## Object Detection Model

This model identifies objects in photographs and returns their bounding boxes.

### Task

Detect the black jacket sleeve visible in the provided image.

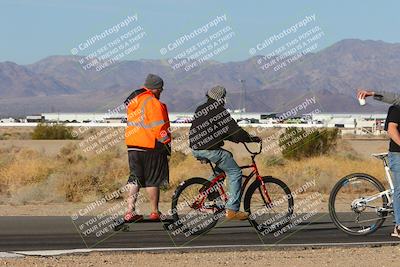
[224,112,253,143]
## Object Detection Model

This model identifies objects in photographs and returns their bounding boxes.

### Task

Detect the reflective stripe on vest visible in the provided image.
[126,96,166,128]
[157,135,169,143]
[127,120,165,128]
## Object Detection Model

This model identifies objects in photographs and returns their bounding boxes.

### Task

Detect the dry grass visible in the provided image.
[0,144,129,204]
[256,154,383,193]
[0,147,59,199]
[0,128,388,204]
[54,143,130,202]
[0,127,32,140]
[254,138,385,193]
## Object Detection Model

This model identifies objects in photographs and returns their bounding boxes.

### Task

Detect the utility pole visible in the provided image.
[239,79,246,118]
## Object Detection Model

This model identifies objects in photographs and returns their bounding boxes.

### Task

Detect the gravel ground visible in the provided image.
[1,246,399,266]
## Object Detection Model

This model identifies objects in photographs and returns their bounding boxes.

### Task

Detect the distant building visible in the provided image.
[26,115,44,122]
[104,117,125,123]
[41,113,105,123]
[0,118,15,123]
[9,112,386,135]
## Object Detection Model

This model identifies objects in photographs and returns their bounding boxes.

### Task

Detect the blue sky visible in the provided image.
[1,0,399,64]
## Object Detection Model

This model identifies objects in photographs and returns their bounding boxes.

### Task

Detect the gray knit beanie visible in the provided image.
[207,85,226,100]
[144,74,164,90]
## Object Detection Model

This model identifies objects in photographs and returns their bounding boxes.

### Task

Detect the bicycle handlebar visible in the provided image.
[243,141,262,156]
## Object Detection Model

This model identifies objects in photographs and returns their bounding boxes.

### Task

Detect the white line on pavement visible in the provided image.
[4,241,400,257]
[0,252,24,258]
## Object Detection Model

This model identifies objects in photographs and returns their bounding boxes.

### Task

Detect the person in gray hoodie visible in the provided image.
[358,89,400,238]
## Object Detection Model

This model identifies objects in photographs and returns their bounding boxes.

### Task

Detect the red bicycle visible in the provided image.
[170,142,293,235]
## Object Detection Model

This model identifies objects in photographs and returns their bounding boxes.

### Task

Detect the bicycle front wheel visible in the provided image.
[329,173,388,236]
[244,176,294,233]
[171,177,224,236]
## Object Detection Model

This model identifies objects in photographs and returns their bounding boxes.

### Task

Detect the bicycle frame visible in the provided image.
[383,156,395,191]
[353,154,394,211]
[198,142,272,208]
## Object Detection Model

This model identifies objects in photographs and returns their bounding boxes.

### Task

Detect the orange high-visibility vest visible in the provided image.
[125,87,171,149]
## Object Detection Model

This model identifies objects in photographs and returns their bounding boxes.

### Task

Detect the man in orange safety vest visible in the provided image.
[124,74,171,222]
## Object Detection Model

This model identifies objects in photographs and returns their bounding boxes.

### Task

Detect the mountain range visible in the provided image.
[1,39,400,116]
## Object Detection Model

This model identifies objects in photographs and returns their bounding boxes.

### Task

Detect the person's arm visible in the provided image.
[223,113,259,143]
[225,125,253,143]
[387,122,400,146]
[358,89,400,105]
[145,99,171,147]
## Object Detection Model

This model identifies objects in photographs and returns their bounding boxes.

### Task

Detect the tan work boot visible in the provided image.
[226,209,249,220]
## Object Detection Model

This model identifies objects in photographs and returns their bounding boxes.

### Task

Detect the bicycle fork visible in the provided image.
[257,178,273,207]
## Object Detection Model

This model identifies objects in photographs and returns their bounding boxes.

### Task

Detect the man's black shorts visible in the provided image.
[127,150,169,187]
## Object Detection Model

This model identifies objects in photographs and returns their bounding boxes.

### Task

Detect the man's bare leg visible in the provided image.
[146,187,160,213]
[126,183,140,213]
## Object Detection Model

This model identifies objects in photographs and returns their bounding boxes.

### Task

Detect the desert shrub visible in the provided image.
[11,174,65,204]
[0,148,59,195]
[57,143,86,164]
[31,123,77,140]
[60,166,126,202]
[59,148,127,202]
[0,132,11,140]
[279,128,339,160]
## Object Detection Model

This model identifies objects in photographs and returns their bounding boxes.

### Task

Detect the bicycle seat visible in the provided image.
[371,152,388,160]
[196,157,211,164]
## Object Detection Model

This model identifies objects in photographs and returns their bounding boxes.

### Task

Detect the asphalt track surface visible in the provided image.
[1,213,400,253]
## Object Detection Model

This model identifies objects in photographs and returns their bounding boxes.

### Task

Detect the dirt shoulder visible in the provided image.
[2,246,399,267]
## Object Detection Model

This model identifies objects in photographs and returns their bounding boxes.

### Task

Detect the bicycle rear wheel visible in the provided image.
[171,177,225,236]
[329,173,388,236]
[244,176,294,234]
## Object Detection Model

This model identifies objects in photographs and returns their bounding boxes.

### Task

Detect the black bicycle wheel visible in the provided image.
[244,176,294,234]
[329,173,388,236]
[170,177,225,236]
